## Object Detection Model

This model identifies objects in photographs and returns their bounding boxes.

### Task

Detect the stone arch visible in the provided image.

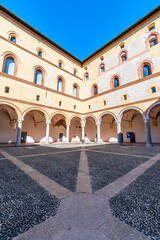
[0,102,20,143]
[50,112,68,142]
[83,114,97,125]
[83,115,97,142]
[118,106,146,144]
[22,108,48,143]
[98,111,117,124]
[22,107,49,119]
[0,101,21,118]
[146,100,160,144]
[98,111,118,143]
[50,111,68,123]
[146,101,160,120]
[118,106,145,122]
[69,115,83,142]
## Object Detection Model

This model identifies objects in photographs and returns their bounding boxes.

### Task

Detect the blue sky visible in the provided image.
[1,0,160,60]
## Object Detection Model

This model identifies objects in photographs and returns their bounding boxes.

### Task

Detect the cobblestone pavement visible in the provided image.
[0,144,160,240]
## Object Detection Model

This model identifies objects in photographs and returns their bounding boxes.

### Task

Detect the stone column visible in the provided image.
[97,123,101,143]
[82,125,85,143]
[16,117,23,146]
[117,121,122,145]
[145,119,152,147]
[45,119,51,144]
[66,123,70,143]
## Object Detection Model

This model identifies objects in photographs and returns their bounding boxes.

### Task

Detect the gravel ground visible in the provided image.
[86,151,148,193]
[86,145,160,157]
[1,146,77,157]
[19,151,81,192]
[0,153,6,158]
[0,159,60,240]
[109,159,160,240]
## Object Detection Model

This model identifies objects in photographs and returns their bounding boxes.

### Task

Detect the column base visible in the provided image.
[146,143,152,147]
[15,144,21,147]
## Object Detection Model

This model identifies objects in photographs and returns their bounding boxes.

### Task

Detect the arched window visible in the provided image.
[94,86,98,95]
[38,50,42,57]
[100,64,105,73]
[4,57,16,76]
[121,52,127,62]
[73,85,77,97]
[149,34,158,47]
[58,79,63,92]
[59,61,63,68]
[143,65,151,77]
[92,84,98,96]
[35,69,43,85]
[10,35,16,43]
[114,77,119,88]
[85,72,89,81]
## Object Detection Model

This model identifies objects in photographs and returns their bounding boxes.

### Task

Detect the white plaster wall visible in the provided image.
[69,120,82,141]
[150,116,160,143]
[22,115,46,142]
[121,114,146,143]
[100,121,117,142]
[0,111,17,143]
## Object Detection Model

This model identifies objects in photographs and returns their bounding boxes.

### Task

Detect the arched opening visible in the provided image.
[69,117,82,142]
[149,34,158,47]
[84,116,97,142]
[120,108,145,144]
[22,109,47,143]
[0,104,18,143]
[35,69,43,85]
[100,113,117,143]
[50,114,67,142]
[114,77,119,88]
[147,102,160,144]
[3,57,16,76]
[143,64,151,77]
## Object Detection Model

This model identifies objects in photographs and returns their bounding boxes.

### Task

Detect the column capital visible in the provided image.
[18,117,24,123]
[67,122,70,127]
[46,119,51,124]
[144,118,150,123]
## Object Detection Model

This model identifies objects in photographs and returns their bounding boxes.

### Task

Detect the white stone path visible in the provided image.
[1,147,159,240]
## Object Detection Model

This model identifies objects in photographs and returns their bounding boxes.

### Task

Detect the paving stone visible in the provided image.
[57,193,111,229]
[100,216,149,240]
[58,228,110,240]
[14,216,68,240]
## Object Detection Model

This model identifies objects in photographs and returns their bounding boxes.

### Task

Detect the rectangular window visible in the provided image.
[36,95,40,101]
[104,101,106,106]
[123,95,127,100]
[74,105,76,110]
[151,87,156,93]
[59,101,62,106]
[88,105,91,109]
[5,86,10,93]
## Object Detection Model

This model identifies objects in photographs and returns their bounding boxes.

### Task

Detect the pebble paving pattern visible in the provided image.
[2,146,77,157]
[87,151,148,193]
[87,145,160,157]
[0,159,60,240]
[19,151,81,192]
[109,159,160,240]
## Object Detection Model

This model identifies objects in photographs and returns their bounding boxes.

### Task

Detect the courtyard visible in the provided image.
[0,144,160,240]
